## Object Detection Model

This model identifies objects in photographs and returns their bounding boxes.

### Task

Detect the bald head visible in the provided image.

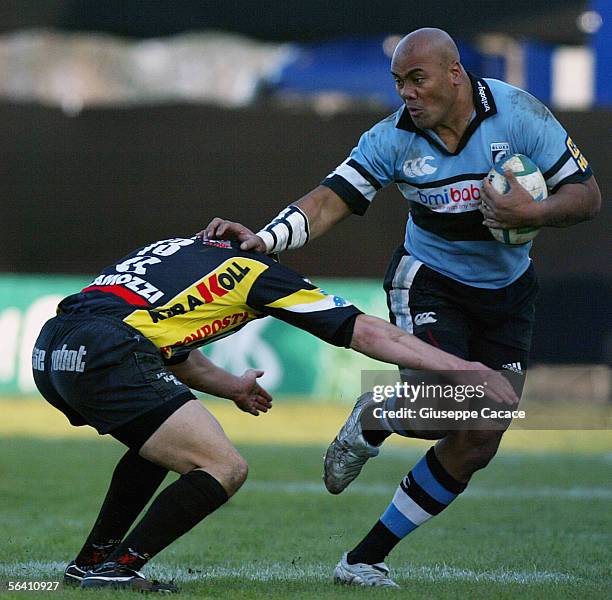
[390,28,471,132]
[393,28,460,68]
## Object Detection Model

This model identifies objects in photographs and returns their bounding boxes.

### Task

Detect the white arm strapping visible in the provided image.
[256,205,310,254]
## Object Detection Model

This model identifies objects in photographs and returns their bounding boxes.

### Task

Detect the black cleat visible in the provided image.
[80,562,179,593]
[63,561,88,586]
[65,541,119,586]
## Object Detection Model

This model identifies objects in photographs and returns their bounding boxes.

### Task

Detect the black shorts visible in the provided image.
[32,314,195,450]
[384,246,539,371]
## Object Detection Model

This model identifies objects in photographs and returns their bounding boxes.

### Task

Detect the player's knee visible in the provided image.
[210,452,249,496]
[175,443,248,495]
[462,430,503,472]
[231,454,249,489]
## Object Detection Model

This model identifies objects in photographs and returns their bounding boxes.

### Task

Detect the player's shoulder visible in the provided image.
[484,77,553,120]
[366,106,408,137]
[483,77,521,95]
[358,106,416,159]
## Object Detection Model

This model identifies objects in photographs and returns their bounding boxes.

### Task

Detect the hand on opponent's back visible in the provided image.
[196,218,267,253]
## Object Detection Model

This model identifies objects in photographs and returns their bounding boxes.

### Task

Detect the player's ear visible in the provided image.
[449,61,462,84]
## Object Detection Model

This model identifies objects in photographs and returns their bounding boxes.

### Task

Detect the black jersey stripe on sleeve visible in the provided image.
[321,174,370,216]
[543,149,571,180]
[347,159,383,190]
[550,170,593,194]
[543,149,593,192]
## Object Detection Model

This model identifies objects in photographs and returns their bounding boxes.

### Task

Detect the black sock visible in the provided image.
[75,450,167,567]
[347,521,401,565]
[360,404,392,446]
[362,429,391,446]
[106,470,228,569]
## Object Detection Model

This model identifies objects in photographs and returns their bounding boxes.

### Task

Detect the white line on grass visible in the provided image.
[0,561,579,585]
[381,446,612,462]
[244,480,612,499]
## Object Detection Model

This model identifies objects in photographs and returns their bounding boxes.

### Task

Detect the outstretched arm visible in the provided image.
[168,350,272,416]
[239,259,519,406]
[350,315,465,371]
[350,315,519,405]
[202,185,352,254]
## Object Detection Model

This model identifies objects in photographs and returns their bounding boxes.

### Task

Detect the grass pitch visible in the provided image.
[0,399,610,599]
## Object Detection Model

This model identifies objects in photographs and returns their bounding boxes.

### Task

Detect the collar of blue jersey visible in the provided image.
[395,72,498,156]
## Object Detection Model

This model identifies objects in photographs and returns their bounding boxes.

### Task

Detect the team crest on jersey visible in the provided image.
[491,142,510,163]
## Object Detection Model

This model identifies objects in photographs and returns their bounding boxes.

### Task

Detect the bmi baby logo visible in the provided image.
[491,142,510,163]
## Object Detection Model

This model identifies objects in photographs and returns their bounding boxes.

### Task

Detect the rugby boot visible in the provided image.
[80,561,179,593]
[63,561,88,586]
[324,392,380,494]
[334,552,399,588]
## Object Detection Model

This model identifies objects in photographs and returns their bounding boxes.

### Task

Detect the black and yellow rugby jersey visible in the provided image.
[58,237,362,364]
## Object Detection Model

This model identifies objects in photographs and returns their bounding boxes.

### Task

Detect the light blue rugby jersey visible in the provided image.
[322,74,592,289]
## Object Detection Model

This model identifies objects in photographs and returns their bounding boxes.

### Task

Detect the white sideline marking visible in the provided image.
[244,480,612,500]
[381,446,612,462]
[0,561,578,585]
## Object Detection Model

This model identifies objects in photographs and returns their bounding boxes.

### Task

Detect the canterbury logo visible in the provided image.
[403,156,437,177]
[414,311,437,326]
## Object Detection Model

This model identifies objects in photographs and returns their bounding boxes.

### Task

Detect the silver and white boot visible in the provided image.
[323,393,380,494]
[334,552,399,588]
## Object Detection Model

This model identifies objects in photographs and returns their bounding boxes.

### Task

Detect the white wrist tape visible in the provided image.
[256,205,310,253]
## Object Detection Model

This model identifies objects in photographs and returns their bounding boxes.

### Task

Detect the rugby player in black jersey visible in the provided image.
[32,236,516,592]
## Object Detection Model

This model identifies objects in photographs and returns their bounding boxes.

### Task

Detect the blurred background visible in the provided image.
[1,0,610,401]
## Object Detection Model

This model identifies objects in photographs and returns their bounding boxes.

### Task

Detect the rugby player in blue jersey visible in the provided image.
[204,28,600,587]
[33,236,515,592]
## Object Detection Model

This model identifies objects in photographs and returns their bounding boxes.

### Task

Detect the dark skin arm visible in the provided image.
[200,186,352,253]
[481,172,601,229]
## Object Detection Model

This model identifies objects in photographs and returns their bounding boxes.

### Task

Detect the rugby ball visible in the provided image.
[487,154,548,245]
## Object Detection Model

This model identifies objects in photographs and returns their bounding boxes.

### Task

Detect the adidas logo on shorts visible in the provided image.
[502,362,523,374]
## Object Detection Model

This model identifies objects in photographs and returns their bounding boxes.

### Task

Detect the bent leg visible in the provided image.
[343,265,534,569]
[139,399,248,495]
[103,400,245,569]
